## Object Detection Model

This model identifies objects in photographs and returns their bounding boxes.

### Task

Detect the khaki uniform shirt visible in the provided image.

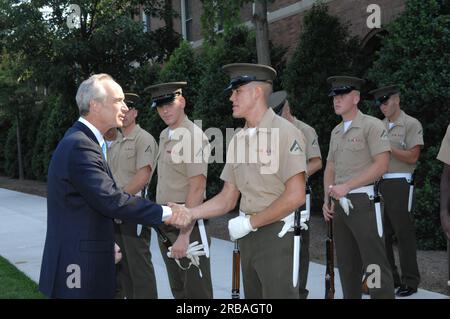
[437,124,450,165]
[156,115,209,205]
[327,110,390,185]
[383,110,424,173]
[292,117,322,162]
[221,108,307,214]
[108,125,158,192]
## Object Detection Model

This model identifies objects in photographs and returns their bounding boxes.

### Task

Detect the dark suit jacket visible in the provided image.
[39,121,163,299]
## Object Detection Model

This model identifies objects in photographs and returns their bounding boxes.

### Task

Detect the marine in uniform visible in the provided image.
[169,63,308,299]
[107,93,159,299]
[268,90,322,299]
[145,82,213,299]
[369,85,423,297]
[437,124,450,288]
[322,76,395,299]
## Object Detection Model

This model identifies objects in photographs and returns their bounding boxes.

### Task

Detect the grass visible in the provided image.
[0,255,45,299]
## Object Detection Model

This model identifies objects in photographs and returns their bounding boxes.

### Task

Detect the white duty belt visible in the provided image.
[347,185,383,238]
[383,173,415,213]
[383,173,412,182]
[349,185,375,198]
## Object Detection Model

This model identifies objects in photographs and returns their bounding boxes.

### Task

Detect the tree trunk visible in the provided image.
[253,0,271,65]
[16,113,24,180]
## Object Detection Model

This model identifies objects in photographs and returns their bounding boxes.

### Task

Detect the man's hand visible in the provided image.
[166,203,193,228]
[278,211,309,238]
[322,200,335,222]
[167,241,206,277]
[440,211,450,241]
[228,215,257,241]
[328,184,351,200]
[170,235,190,259]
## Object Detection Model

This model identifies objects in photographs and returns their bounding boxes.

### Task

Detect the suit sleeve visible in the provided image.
[67,139,163,226]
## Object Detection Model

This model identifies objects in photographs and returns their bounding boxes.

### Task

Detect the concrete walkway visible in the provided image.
[0,188,447,299]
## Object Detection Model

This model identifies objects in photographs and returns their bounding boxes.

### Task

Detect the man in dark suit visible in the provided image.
[38,73,187,299]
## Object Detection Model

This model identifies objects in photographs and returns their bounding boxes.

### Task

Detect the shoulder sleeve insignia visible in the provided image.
[290,140,303,155]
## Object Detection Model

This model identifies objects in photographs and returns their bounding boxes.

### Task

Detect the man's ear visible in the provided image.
[89,100,100,113]
[254,85,264,100]
[393,94,400,105]
[179,95,186,109]
[353,92,361,105]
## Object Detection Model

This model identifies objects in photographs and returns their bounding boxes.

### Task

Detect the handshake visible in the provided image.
[164,203,194,229]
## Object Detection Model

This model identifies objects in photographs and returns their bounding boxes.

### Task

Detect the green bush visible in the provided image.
[368,0,450,249]
[30,96,56,181]
[3,121,17,177]
[41,95,78,180]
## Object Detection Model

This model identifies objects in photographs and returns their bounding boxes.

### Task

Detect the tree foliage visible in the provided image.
[0,0,180,179]
[368,0,450,249]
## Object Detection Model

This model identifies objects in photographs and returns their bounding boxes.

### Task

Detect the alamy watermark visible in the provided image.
[66,4,81,30]
[66,264,81,289]
[166,120,289,174]
[366,264,381,289]
[367,4,382,29]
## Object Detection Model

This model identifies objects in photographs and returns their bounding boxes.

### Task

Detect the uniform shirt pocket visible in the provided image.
[344,141,365,152]
[124,146,136,159]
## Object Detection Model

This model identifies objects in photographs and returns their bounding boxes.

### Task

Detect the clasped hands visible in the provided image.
[164,202,194,229]
[323,184,353,221]
[165,203,258,242]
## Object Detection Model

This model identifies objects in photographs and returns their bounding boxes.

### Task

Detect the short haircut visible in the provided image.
[76,73,114,116]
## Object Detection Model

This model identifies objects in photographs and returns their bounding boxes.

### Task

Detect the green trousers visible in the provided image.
[240,221,299,299]
[333,193,395,299]
[115,222,158,299]
[380,178,420,289]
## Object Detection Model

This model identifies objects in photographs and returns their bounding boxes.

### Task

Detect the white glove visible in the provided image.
[114,243,122,264]
[339,197,354,215]
[277,212,309,238]
[228,215,257,241]
[167,241,206,277]
[136,224,142,236]
[301,209,310,222]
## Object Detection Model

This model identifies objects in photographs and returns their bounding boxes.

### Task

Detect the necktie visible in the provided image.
[101,142,107,161]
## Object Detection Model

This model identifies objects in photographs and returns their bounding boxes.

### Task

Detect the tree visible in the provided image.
[253,0,271,65]
[368,0,450,249]
[282,2,361,208]
[0,52,40,179]
[201,0,272,64]
[0,0,181,180]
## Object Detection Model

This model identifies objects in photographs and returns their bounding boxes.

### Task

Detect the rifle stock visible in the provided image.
[154,226,172,250]
[232,240,240,299]
[325,207,335,299]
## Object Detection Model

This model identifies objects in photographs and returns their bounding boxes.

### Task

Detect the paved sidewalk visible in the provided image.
[0,188,447,299]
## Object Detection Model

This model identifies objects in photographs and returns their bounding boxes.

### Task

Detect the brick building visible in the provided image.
[139,0,406,61]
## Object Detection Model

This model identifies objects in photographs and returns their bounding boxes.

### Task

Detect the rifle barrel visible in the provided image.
[232,240,240,299]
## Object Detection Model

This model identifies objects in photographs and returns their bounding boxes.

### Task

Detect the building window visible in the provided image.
[181,0,193,41]
[142,10,151,33]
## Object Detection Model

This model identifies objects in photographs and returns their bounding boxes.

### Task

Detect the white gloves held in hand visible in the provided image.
[228,215,257,241]
[277,211,309,238]
[166,241,206,277]
[339,197,354,215]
